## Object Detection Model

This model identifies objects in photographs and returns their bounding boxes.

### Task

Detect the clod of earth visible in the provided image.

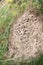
[6,10,43,62]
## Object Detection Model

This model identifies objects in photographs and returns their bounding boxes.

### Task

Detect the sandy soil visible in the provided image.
[7,10,43,61]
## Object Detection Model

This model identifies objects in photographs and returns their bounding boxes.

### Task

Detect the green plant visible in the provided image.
[0,0,29,60]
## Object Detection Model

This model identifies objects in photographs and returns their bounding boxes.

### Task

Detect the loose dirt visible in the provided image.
[7,10,43,61]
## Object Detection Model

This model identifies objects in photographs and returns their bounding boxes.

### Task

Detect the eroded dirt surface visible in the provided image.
[7,10,43,61]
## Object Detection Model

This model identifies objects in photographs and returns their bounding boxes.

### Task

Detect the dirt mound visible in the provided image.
[7,10,43,61]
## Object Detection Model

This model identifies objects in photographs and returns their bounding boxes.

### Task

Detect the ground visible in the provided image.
[0,0,43,65]
[6,10,43,62]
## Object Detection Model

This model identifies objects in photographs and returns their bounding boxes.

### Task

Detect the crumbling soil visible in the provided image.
[7,10,43,61]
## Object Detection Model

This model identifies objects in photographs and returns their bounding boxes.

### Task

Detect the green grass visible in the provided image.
[0,0,29,60]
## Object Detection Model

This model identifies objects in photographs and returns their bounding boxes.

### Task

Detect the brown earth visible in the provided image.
[6,10,43,62]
